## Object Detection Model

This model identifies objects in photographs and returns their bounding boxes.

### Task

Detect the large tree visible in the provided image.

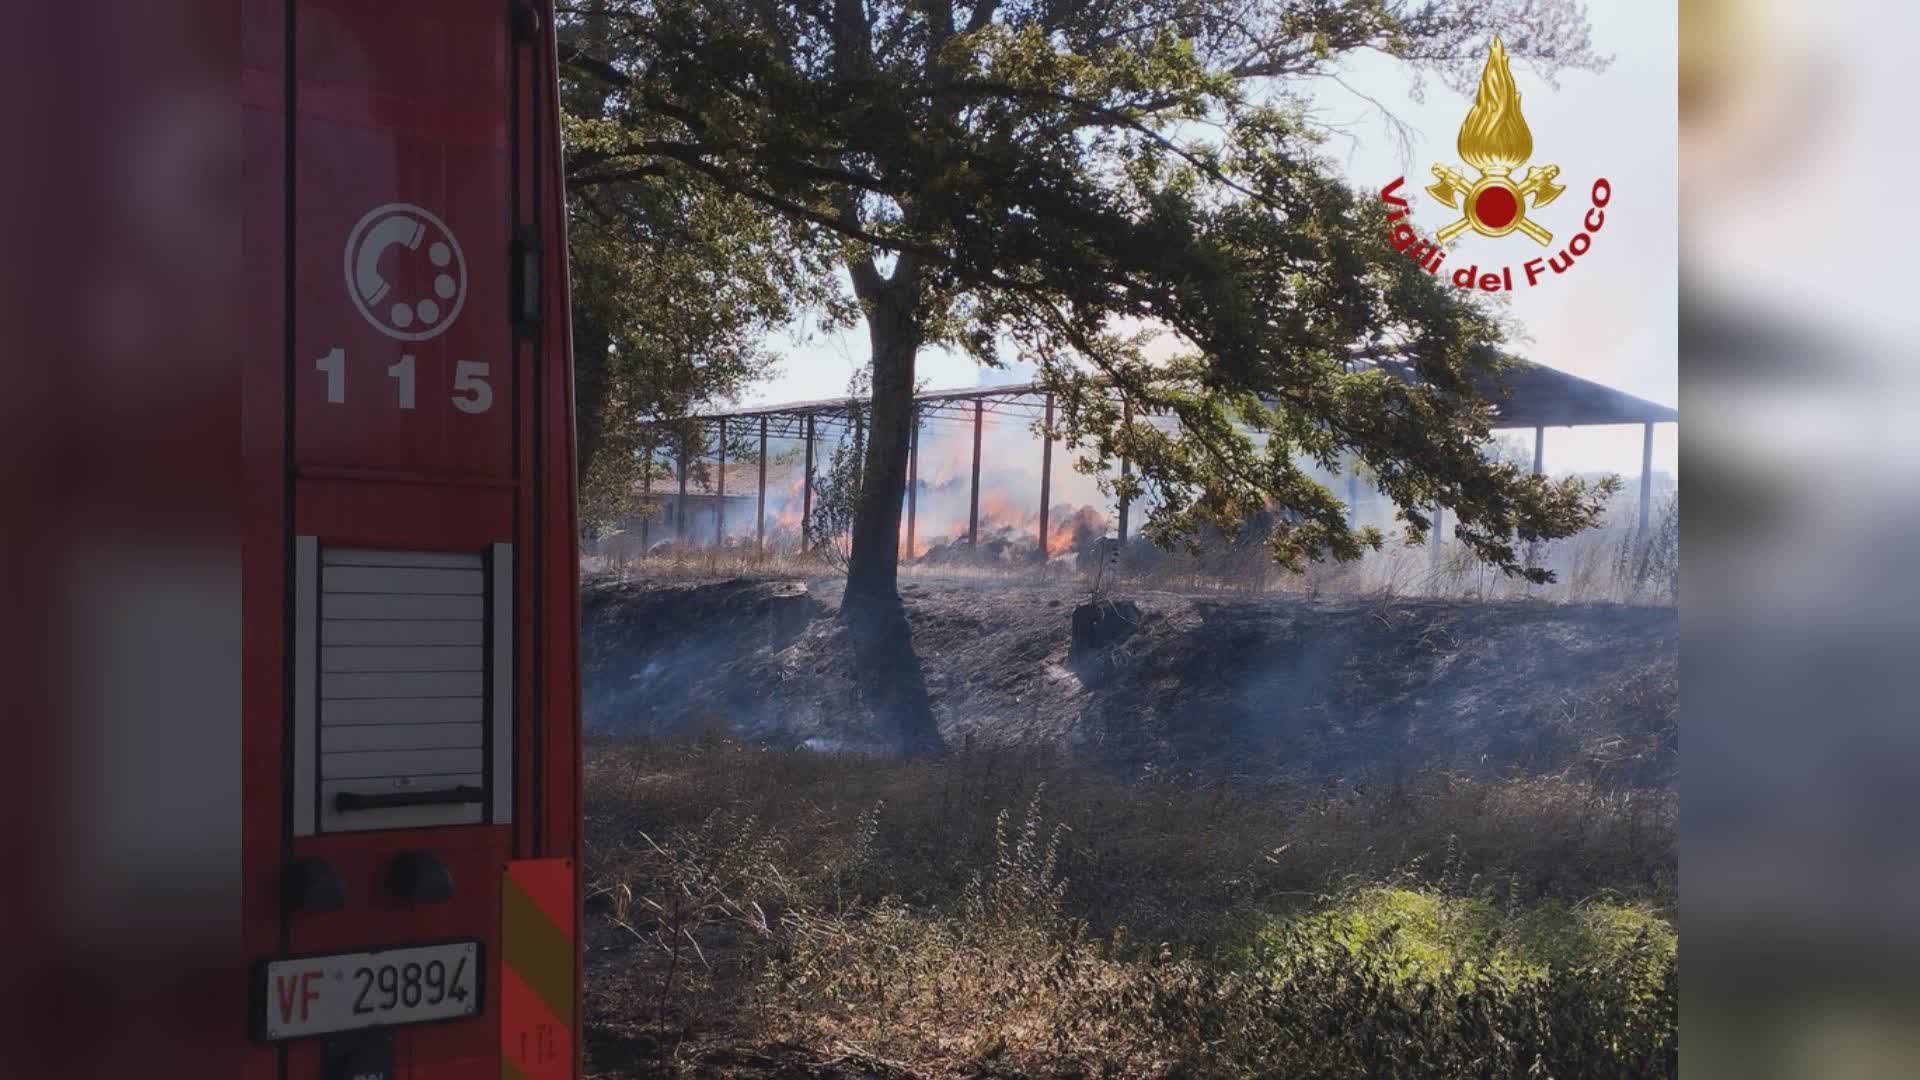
[557,0,1614,671]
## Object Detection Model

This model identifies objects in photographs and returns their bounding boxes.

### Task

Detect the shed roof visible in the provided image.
[1468,359,1678,428]
[690,358,1675,434]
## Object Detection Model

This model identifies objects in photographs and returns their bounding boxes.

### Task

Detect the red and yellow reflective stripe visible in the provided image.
[501,859,574,1080]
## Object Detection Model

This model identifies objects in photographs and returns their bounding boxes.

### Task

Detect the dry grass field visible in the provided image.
[582,735,1675,1077]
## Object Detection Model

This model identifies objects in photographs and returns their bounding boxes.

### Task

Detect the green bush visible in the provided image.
[1263,886,1675,988]
[1209,888,1679,1077]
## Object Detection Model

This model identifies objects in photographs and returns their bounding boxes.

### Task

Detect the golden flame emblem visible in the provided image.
[1426,38,1565,245]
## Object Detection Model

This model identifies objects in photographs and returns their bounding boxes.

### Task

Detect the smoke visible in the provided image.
[899,410,1117,564]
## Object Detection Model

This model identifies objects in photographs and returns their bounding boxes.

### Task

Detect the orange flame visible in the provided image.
[1457,37,1533,174]
[897,518,931,557]
[927,497,1108,558]
[770,475,806,533]
[1047,506,1108,556]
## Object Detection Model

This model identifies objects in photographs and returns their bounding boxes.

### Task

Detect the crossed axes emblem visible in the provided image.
[1425,163,1566,246]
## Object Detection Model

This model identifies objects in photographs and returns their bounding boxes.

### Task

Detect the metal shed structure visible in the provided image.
[645,358,1677,559]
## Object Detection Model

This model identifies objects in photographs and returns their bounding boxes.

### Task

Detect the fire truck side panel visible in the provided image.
[243,2,577,1078]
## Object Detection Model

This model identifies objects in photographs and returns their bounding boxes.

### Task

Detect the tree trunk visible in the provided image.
[842,294,919,623]
[838,287,942,757]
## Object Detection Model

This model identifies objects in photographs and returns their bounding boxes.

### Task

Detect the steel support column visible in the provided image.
[756,417,768,554]
[1639,421,1655,532]
[907,410,919,559]
[1533,425,1545,476]
[675,440,689,547]
[1117,401,1132,545]
[968,399,983,546]
[801,413,815,552]
[714,419,726,548]
[1037,393,1054,561]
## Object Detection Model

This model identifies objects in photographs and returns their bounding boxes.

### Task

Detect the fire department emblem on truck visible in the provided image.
[344,202,468,341]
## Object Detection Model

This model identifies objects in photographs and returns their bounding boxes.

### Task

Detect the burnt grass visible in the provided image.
[582,573,1677,787]
[581,572,1678,1077]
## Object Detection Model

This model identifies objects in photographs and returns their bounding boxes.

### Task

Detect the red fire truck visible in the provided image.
[241,3,579,1078]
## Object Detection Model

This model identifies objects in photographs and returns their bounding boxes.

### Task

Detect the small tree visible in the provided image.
[805,415,868,572]
[804,370,874,570]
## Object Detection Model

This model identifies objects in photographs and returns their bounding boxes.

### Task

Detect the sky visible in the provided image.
[738,6,1678,479]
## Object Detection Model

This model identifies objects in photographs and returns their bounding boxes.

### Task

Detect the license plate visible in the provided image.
[258,941,482,1041]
